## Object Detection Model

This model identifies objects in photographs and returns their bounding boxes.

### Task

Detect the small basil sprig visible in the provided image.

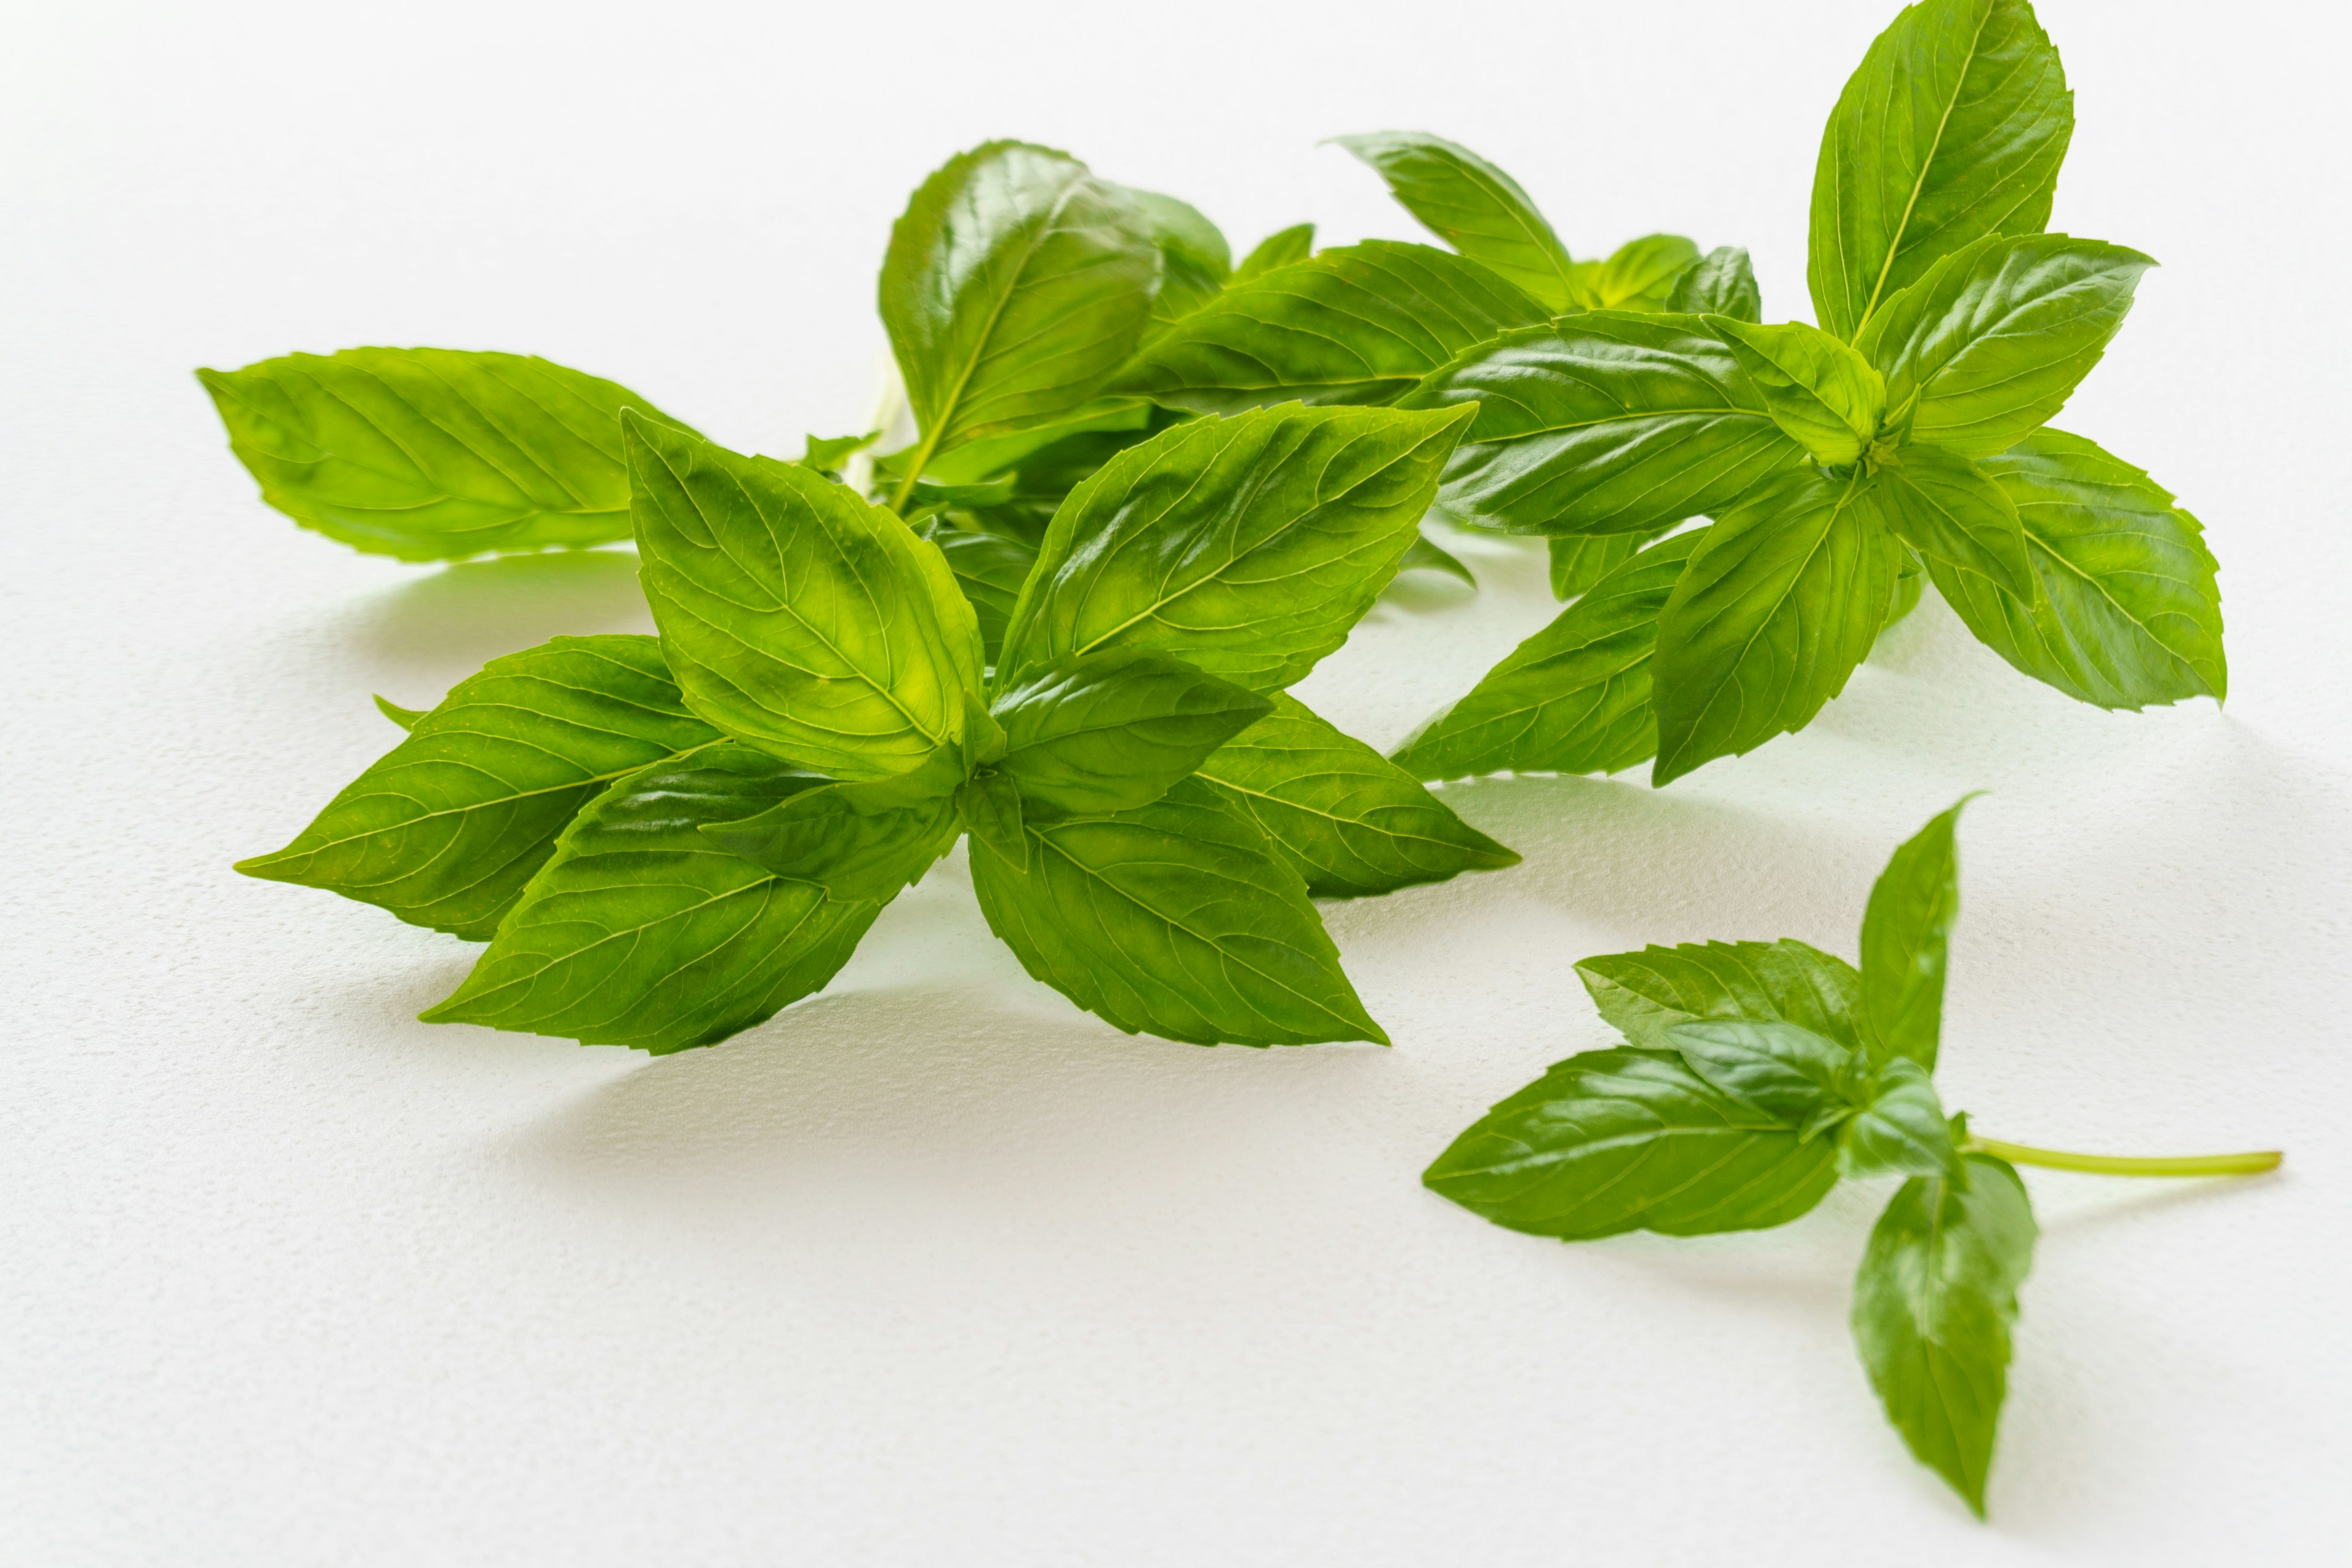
[1424,799,2280,1517]
[1391,0,2223,788]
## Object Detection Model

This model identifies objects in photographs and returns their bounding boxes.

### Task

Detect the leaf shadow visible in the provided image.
[346,546,654,684]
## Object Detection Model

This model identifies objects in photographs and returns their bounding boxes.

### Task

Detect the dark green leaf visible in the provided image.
[1852,1153,2037,1516]
[991,649,1271,816]
[373,694,426,729]
[1546,530,1657,601]
[1859,794,1972,1069]
[1705,317,1886,467]
[968,777,1384,1046]
[957,768,1029,872]
[238,636,722,940]
[997,402,1476,693]
[1123,186,1232,337]
[1231,222,1316,285]
[1870,443,2034,599]
[932,528,1038,668]
[197,349,694,561]
[1331,130,1577,312]
[1590,234,1702,311]
[1112,241,1549,415]
[1576,938,1864,1055]
[1398,533,1476,586]
[1808,0,2073,342]
[1667,246,1762,322]
[1666,1018,1855,1125]
[1840,1059,1958,1178]
[699,778,960,902]
[1196,692,1518,899]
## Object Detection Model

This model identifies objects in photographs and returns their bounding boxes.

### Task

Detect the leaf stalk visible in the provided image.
[1964,1136,2280,1179]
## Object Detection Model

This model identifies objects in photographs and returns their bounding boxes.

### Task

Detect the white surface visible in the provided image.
[5,1,2348,1562]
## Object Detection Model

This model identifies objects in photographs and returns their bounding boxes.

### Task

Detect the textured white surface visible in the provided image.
[5,1,2347,1562]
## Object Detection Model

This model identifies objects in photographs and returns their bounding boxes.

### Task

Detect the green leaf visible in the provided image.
[420,744,886,1053]
[798,431,880,474]
[1591,234,1702,311]
[1856,233,2153,458]
[1398,532,1476,586]
[624,413,984,781]
[237,635,722,941]
[931,527,1039,668]
[1852,1153,2037,1516]
[1112,241,1549,415]
[1935,429,2225,708]
[1400,313,1805,537]
[997,402,1476,693]
[1123,186,1232,337]
[1667,246,1762,322]
[881,141,1162,477]
[1885,545,1926,628]
[1666,1018,1856,1125]
[698,778,960,902]
[1231,222,1315,285]
[991,649,1272,816]
[1390,530,1701,781]
[1859,794,1972,1070]
[1575,938,1865,1055]
[1546,530,1656,601]
[957,767,1030,872]
[1651,468,1899,783]
[1705,317,1887,467]
[372,694,426,729]
[1422,1047,1841,1240]
[968,777,1384,1046]
[1330,131,1577,312]
[1840,1059,1958,1178]
[1807,0,2073,342]
[1195,692,1518,899]
[1870,443,2035,599]
[907,398,1153,489]
[196,349,694,562]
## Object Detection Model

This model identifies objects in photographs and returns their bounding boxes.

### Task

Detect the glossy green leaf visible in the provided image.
[1196,692,1518,899]
[1870,443,2034,599]
[1856,233,2153,458]
[1546,530,1656,601]
[931,527,1038,668]
[997,402,1476,692]
[1112,241,1549,415]
[197,348,693,561]
[1398,533,1476,586]
[238,636,722,940]
[420,744,885,1053]
[372,694,426,730]
[1860,795,1972,1069]
[881,141,1161,477]
[625,413,983,781]
[1577,938,1865,1055]
[1400,313,1805,537]
[968,777,1383,1046]
[1667,246,1762,322]
[1936,429,2225,708]
[1423,1047,1841,1240]
[1123,186,1232,337]
[1231,222,1316,285]
[1852,1153,2037,1516]
[991,649,1271,816]
[1391,530,1700,781]
[957,768,1029,872]
[1331,131,1577,312]
[1667,1018,1856,1126]
[699,778,960,902]
[1808,0,2073,342]
[1591,234,1702,311]
[1840,1059,1958,1178]
[1705,317,1886,466]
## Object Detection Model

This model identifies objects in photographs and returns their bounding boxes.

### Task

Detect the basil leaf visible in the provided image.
[699,779,960,902]
[1423,1047,1840,1239]
[1112,241,1548,415]
[1840,1059,1958,1178]
[957,769,1030,872]
[798,431,880,475]
[990,649,1272,816]
[1852,1153,2037,1517]
[1546,530,1659,601]
[967,777,1384,1046]
[1935,429,2225,708]
[997,402,1474,692]
[1330,131,1577,312]
[1575,938,1864,1055]
[1667,246,1762,322]
[625,414,984,781]
[1196,692,1518,899]
[1666,1018,1856,1125]
[1856,233,2152,458]
[1123,186,1232,337]
[1872,445,2035,606]
[1808,0,2073,342]
[881,141,1161,476]
[1231,222,1315,285]
[1400,314,1805,537]
[372,694,426,729]
[1390,530,1701,782]
[1653,467,1900,783]
[1859,795,1972,1070]
[932,527,1039,668]
[910,398,1153,490]
[197,348,692,561]
[1705,317,1887,466]
[1398,533,1476,586]
[237,635,722,940]
[1591,234,1702,311]
[1886,545,1926,629]
[420,745,884,1053]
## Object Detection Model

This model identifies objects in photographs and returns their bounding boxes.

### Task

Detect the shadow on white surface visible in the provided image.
[345,546,654,682]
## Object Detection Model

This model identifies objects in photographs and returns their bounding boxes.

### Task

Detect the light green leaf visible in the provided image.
[1398,533,1476,586]
[699,778,960,902]
[1546,529,1659,601]
[197,348,693,561]
[1423,1047,1841,1240]
[1123,186,1232,337]
[1857,233,2153,458]
[1576,938,1865,1056]
[1706,317,1887,466]
[798,431,880,474]
[1653,467,1900,783]
[238,636,722,941]
[1196,692,1518,899]
[968,777,1384,1046]
[908,398,1154,489]
[1852,1153,2037,1517]
[957,768,1029,872]
[1112,241,1549,415]
[1936,429,2225,708]
[1231,222,1316,285]
[1391,530,1700,781]
[1331,130,1577,312]
[372,694,426,729]
[1860,794,1973,1070]
[1885,546,1926,629]
[1591,234,1702,311]
[1841,1059,1958,1178]
[625,413,983,781]
[997,402,1476,692]
[1808,0,2073,342]
[931,527,1039,668]
[1400,313,1805,537]
[420,744,885,1054]
[1871,443,2034,599]
[991,649,1271,816]
[1667,1018,1856,1125]
[1668,246,1762,322]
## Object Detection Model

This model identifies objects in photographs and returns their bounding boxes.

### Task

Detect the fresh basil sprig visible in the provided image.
[1391,0,2224,788]
[1424,799,2280,1516]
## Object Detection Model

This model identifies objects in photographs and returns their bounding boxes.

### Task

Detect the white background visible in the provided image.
[5,1,2346,1562]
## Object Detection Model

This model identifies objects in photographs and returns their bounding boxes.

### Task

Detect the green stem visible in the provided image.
[888,423,944,515]
[1963,1136,2282,1179]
